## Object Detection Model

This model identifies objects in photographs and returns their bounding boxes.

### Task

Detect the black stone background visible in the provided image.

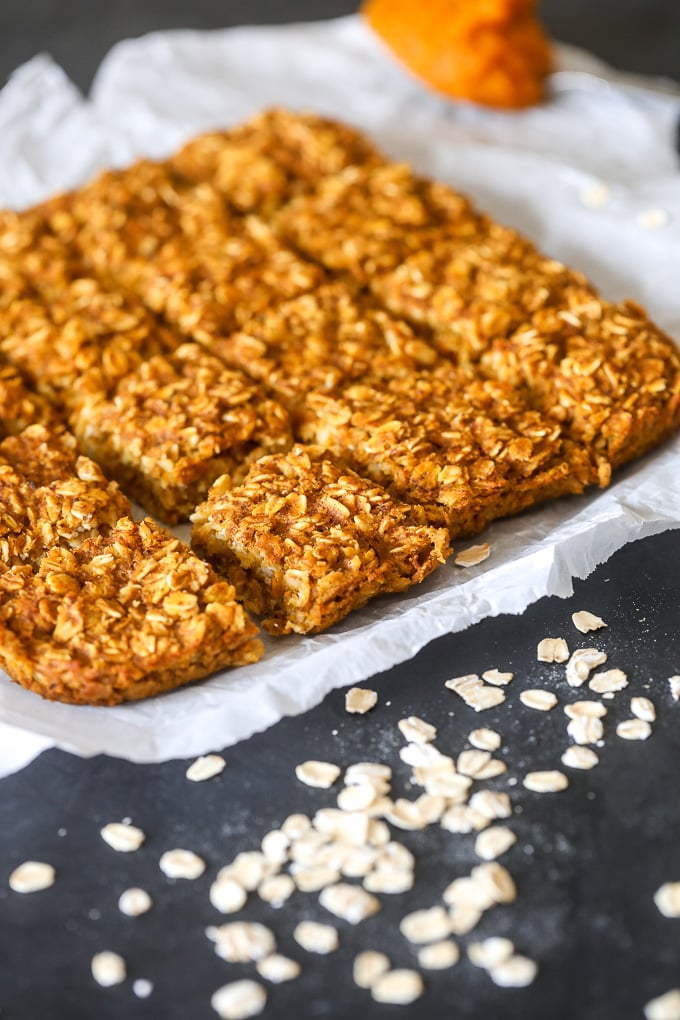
[1,3,680,1019]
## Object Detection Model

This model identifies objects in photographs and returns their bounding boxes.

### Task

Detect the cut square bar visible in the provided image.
[0,424,130,568]
[297,374,590,536]
[73,343,293,523]
[169,108,383,216]
[0,517,263,705]
[191,444,451,635]
[212,282,440,414]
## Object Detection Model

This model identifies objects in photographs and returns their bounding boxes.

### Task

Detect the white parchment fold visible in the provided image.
[0,18,678,775]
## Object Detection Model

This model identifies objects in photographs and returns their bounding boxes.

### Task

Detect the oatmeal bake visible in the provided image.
[0,108,678,704]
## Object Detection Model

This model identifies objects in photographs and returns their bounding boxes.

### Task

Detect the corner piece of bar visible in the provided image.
[0,517,263,705]
[191,444,451,636]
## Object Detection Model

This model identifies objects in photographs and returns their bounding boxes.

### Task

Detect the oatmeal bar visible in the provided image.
[0,205,84,308]
[47,160,236,289]
[0,278,178,416]
[369,225,597,364]
[297,374,589,536]
[0,425,130,568]
[191,444,450,635]
[478,297,680,483]
[73,343,293,523]
[0,363,62,437]
[211,282,440,414]
[136,218,325,344]
[170,108,383,216]
[0,517,263,705]
[275,161,482,279]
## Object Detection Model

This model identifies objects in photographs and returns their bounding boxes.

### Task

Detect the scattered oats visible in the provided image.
[416,771,471,801]
[320,883,380,924]
[579,182,611,209]
[258,874,295,908]
[561,746,599,770]
[520,689,558,711]
[364,869,414,894]
[314,808,370,845]
[367,819,391,846]
[441,804,490,834]
[281,814,311,839]
[224,852,271,890]
[482,669,514,686]
[454,543,491,567]
[400,905,451,944]
[345,762,392,788]
[468,937,515,970]
[589,669,628,694]
[337,784,377,812]
[186,754,226,782]
[474,758,508,780]
[469,790,512,820]
[385,797,436,830]
[564,700,607,719]
[295,760,341,789]
[637,208,670,230]
[471,862,517,904]
[523,770,569,793]
[353,951,391,989]
[443,877,495,912]
[572,611,607,634]
[160,849,206,880]
[100,822,145,853]
[118,887,152,917]
[210,980,266,1020]
[616,719,652,741]
[260,830,289,864]
[469,728,502,751]
[566,648,607,687]
[400,741,452,769]
[654,882,680,918]
[9,861,55,894]
[397,716,437,743]
[293,921,339,954]
[567,716,604,745]
[289,831,326,863]
[345,687,378,714]
[207,923,276,963]
[133,979,153,998]
[256,954,301,984]
[376,841,415,872]
[631,696,656,723]
[457,749,492,777]
[537,637,570,663]
[490,955,538,988]
[669,677,680,702]
[371,969,424,1005]
[474,826,517,861]
[293,867,341,893]
[449,905,483,935]
[418,940,460,969]
[645,990,680,1020]
[91,951,126,987]
[210,877,248,914]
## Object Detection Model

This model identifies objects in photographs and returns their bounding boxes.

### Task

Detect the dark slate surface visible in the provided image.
[1,530,680,1020]
[1,3,680,1019]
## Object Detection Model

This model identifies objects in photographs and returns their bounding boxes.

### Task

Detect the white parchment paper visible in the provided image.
[0,17,679,776]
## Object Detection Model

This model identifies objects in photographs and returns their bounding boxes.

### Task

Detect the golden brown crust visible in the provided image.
[0,363,63,437]
[0,279,178,416]
[191,444,451,635]
[73,343,293,523]
[297,373,589,536]
[0,517,263,705]
[169,107,383,215]
[211,282,440,414]
[0,425,130,568]
[134,217,325,344]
